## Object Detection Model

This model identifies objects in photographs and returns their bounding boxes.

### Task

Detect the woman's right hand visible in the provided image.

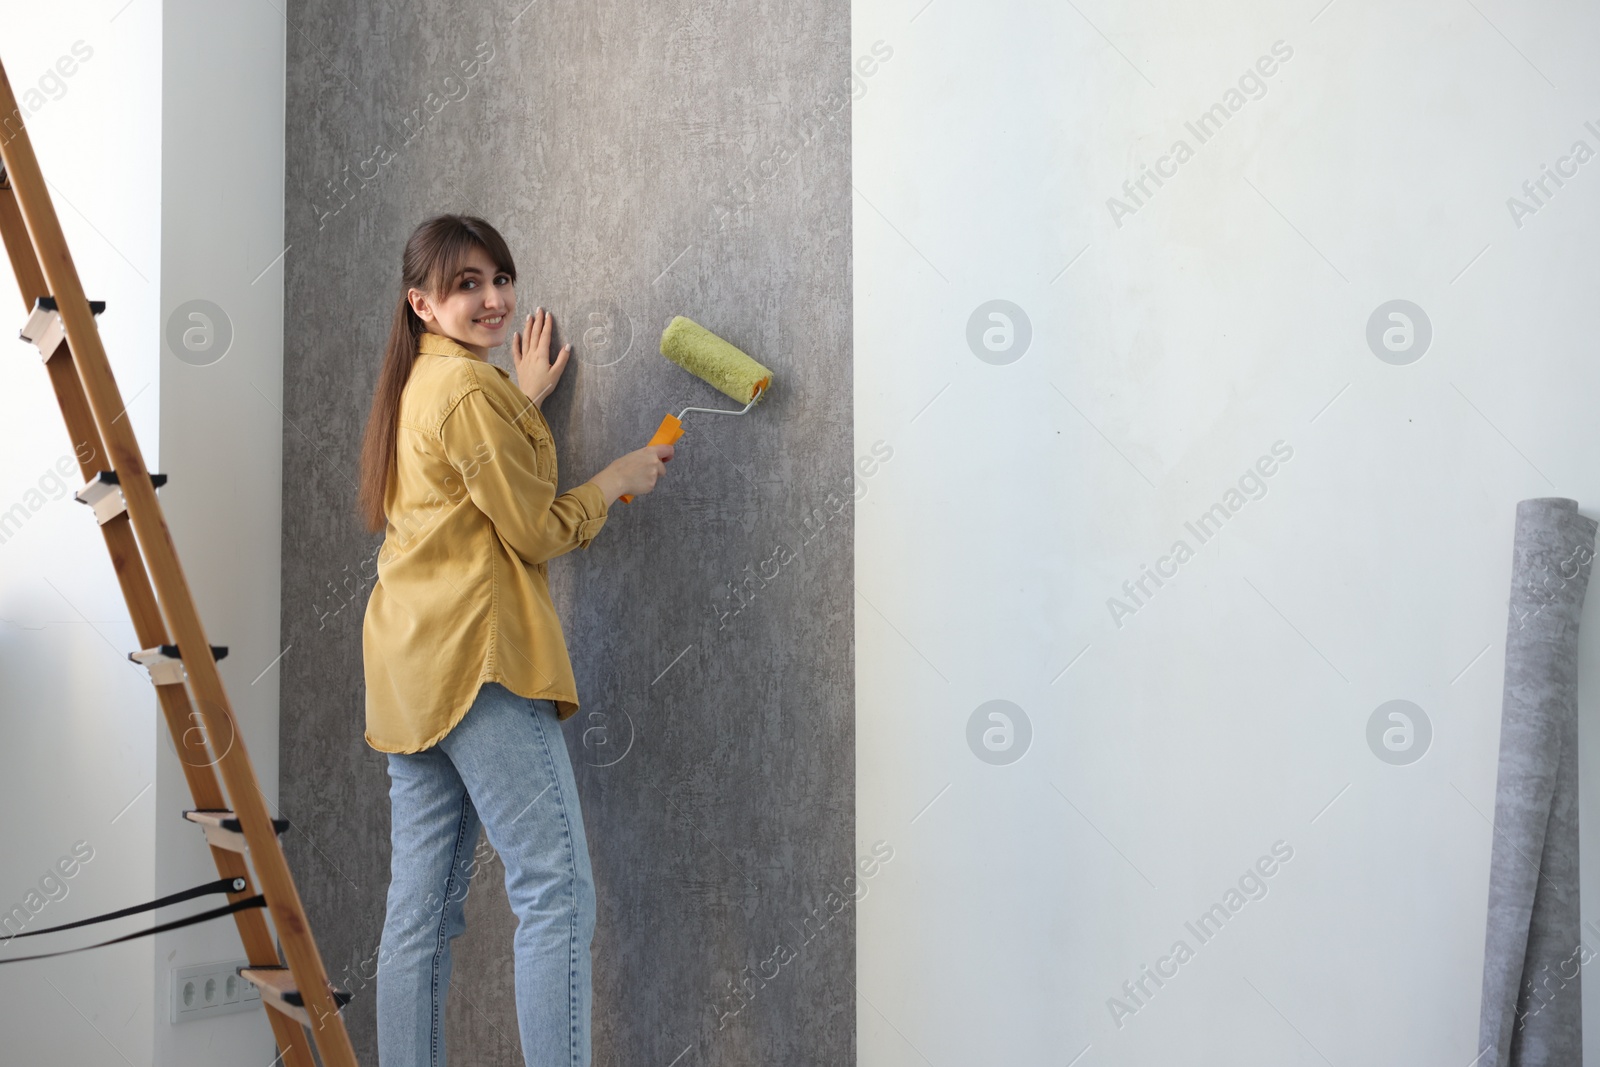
[592,444,674,504]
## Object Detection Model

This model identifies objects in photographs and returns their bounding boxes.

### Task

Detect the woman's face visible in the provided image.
[407,243,516,358]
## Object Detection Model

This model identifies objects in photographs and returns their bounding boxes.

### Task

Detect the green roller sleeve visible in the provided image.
[659,316,773,404]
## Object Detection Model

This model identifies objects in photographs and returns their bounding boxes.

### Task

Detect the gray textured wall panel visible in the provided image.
[280,3,852,1063]
[1478,498,1596,1066]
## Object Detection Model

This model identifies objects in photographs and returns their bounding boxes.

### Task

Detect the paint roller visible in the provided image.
[618,316,774,503]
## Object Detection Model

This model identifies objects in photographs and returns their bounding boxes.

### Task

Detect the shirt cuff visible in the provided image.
[572,481,609,547]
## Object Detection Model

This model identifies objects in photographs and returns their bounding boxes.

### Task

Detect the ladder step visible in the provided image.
[75,470,168,525]
[18,295,106,362]
[129,643,228,686]
[238,966,351,1026]
[184,809,290,853]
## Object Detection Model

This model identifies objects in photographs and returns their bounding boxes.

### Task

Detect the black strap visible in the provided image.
[0,895,266,965]
[2,876,246,940]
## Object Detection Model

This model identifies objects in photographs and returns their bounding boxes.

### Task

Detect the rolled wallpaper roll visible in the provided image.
[1478,498,1597,1067]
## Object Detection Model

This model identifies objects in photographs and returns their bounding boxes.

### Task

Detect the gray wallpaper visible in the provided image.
[279,2,852,1063]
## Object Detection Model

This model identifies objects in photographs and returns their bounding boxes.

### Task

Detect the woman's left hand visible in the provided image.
[512,308,570,408]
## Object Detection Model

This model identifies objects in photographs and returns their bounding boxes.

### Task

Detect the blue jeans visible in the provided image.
[376,682,595,1067]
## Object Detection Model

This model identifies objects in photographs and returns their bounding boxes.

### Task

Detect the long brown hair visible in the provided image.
[357,214,517,533]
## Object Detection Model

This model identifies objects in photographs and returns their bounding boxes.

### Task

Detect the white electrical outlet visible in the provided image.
[169,958,261,1024]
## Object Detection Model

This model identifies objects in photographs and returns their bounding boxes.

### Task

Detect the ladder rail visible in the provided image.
[0,61,355,1066]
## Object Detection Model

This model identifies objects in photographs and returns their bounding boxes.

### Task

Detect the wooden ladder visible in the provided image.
[0,58,359,1067]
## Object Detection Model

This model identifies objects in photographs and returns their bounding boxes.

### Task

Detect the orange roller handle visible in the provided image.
[618,413,685,503]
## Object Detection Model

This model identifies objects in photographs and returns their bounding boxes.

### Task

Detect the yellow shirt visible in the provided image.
[362,330,609,753]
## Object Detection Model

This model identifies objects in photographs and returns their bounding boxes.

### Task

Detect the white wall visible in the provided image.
[0,7,163,1064]
[0,3,285,1065]
[855,0,1600,1063]
[154,0,285,1064]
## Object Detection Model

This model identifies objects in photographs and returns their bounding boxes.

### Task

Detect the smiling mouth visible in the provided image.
[476,315,505,327]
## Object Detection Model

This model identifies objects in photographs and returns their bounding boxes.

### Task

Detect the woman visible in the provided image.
[356,213,671,1066]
